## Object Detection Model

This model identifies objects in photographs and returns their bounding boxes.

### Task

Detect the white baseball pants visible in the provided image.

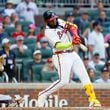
[39,51,91,97]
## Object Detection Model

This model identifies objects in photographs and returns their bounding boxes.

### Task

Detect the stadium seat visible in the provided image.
[82,22,90,33]
[31,64,44,82]
[103,22,110,27]
[22,59,33,82]
[4,27,15,36]
[27,43,36,53]
[17,21,32,27]
[8,38,15,44]
[19,16,25,21]
[24,38,36,44]
[16,58,23,64]
[95,65,104,71]
[13,49,32,59]
[0,76,4,82]
[40,49,53,59]
[35,26,41,34]
[106,11,110,17]
[24,38,36,52]
[95,65,104,79]
[95,70,101,80]
[102,27,109,35]
[88,11,98,19]
[41,71,58,82]
[23,27,29,36]
[16,63,23,82]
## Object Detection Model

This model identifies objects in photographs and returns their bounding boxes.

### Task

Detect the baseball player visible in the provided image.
[38,10,101,107]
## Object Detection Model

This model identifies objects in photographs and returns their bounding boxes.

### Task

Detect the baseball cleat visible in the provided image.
[89,99,101,107]
[37,95,47,107]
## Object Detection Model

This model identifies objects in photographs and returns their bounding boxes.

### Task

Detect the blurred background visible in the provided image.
[0,0,110,84]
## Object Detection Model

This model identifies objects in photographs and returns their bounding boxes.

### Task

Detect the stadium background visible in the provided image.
[0,0,110,109]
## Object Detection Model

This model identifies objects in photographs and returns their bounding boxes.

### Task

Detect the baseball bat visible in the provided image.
[79,44,88,52]
[104,43,109,48]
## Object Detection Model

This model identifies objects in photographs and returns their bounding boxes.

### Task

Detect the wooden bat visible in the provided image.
[79,44,88,52]
[104,43,109,48]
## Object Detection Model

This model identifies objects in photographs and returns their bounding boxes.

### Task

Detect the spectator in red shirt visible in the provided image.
[11,22,25,38]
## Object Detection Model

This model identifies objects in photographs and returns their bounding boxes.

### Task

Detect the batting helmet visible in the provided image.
[43,10,58,23]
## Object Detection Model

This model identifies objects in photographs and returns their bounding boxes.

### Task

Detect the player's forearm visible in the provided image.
[64,21,77,30]
[55,42,73,50]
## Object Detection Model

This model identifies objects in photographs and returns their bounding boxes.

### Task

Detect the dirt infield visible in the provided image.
[0,107,109,110]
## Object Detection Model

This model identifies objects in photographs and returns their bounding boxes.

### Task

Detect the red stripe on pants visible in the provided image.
[38,55,61,96]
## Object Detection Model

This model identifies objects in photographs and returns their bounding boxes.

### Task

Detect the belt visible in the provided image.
[54,49,74,55]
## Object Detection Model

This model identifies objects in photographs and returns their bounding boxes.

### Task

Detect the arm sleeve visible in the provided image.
[55,42,72,50]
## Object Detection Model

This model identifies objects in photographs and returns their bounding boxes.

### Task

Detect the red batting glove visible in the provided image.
[72,35,81,45]
[64,22,81,45]
[70,26,81,45]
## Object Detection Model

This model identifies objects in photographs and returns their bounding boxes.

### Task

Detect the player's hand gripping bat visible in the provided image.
[65,22,88,52]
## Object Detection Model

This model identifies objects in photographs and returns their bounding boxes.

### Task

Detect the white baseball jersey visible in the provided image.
[45,19,74,53]
[38,18,91,102]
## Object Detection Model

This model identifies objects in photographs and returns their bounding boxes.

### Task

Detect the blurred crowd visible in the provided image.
[0,0,109,83]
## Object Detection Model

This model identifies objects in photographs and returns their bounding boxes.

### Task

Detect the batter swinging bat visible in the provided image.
[79,44,88,52]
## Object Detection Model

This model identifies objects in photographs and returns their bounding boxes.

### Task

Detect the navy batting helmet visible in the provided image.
[43,10,58,23]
